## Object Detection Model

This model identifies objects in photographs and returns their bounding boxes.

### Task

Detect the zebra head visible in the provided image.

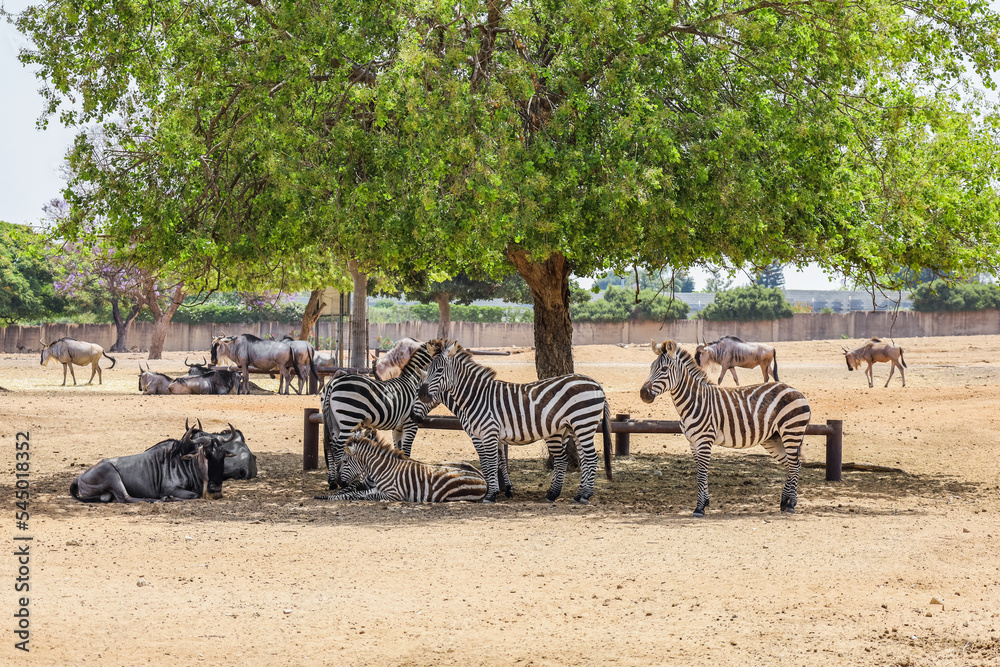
[640,339,685,403]
[417,340,460,406]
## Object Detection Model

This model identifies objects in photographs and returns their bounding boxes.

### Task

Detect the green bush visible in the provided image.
[164,302,307,324]
[910,280,1000,312]
[572,286,689,322]
[699,286,793,321]
[368,302,533,324]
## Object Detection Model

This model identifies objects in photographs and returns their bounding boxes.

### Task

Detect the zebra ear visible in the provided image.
[445,341,459,356]
[650,339,663,355]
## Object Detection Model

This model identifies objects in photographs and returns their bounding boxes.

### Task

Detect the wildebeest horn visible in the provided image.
[841,345,849,353]
[201,356,207,366]
[223,423,237,442]
[197,418,203,431]
[40,339,47,347]
[185,417,191,431]
[181,420,197,443]
[184,356,195,367]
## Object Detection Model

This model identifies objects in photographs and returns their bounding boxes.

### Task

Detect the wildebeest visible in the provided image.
[171,420,258,480]
[69,424,234,503]
[40,337,117,385]
[167,368,241,395]
[694,335,777,385]
[373,337,423,380]
[842,338,907,387]
[211,334,299,394]
[280,335,321,394]
[138,363,174,394]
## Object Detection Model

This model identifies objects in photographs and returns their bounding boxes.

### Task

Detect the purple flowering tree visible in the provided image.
[46,199,147,352]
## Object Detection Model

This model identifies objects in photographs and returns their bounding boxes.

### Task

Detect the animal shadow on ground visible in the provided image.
[24,450,988,528]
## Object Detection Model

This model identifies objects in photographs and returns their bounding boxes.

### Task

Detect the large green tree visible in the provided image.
[13,0,1000,376]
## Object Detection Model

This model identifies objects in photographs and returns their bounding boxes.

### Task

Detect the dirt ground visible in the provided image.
[2,335,999,666]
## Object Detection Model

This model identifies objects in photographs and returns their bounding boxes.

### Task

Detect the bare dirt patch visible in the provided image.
[2,337,1000,665]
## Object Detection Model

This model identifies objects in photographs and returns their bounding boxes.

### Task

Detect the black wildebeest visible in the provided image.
[137,363,173,394]
[694,335,778,385]
[180,420,258,480]
[842,338,907,387]
[69,424,234,503]
[280,335,321,394]
[167,368,241,395]
[211,334,299,394]
[40,337,117,385]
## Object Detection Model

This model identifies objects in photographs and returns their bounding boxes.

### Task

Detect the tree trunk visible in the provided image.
[435,292,452,340]
[507,248,574,378]
[507,248,578,471]
[109,298,143,352]
[347,260,368,368]
[299,288,325,342]
[146,284,186,360]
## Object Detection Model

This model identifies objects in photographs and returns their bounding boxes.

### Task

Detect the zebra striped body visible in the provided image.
[320,340,442,488]
[316,429,487,502]
[641,339,811,516]
[417,342,612,504]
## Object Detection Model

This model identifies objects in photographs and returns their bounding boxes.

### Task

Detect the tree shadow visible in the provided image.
[21,449,989,529]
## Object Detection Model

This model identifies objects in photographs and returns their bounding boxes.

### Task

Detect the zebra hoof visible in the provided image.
[505,487,513,498]
[782,506,796,514]
[692,510,705,518]
[545,490,561,502]
[482,494,497,504]
[572,495,590,505]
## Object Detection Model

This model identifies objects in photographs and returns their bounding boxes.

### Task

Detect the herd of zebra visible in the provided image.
[317,336,814,516]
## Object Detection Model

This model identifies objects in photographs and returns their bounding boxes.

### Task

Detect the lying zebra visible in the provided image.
[315,429,487,502]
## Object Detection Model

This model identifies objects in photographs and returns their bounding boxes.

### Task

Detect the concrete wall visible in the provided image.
[4,310,999,354]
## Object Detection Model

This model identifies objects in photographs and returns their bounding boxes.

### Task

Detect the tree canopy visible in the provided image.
[13,0,1000,372]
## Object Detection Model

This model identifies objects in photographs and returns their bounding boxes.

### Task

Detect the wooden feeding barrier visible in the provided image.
[302,409,845,482]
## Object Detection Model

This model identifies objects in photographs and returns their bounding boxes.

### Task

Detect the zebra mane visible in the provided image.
[451,344,497,381]
[346,429,411,461]
[676,346,713,383]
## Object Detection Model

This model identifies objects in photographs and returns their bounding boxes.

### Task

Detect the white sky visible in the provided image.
[1,1,992,291]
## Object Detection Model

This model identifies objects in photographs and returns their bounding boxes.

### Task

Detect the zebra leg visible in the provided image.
[571,430,600,505]
[690,438,714,517]
[498,444,513,497]
[544,435,568,502]
[470,435,502,503]
[773,433,804,513]
[317,487,391,501]
[399,419,420,457]
[761,436,794,512]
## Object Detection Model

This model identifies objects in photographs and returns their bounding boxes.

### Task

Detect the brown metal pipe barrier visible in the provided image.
[302,410,845,480]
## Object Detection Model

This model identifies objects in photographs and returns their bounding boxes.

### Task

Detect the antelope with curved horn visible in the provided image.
[842,338,907,388]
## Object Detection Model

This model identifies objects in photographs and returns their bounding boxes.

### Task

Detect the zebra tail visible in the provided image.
[772,350,779,382]
[602,403,613,481]
[103,351,117,369]
[900,348,907,368]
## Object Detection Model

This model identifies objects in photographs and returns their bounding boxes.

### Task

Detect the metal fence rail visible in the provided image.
[302,409,844,481]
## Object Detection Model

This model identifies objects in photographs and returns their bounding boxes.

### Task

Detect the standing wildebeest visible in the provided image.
[694,335,778,385]
[211,334,299,394]
[40,337,117,385]
[280,335,321,394]
[842,338,907,387]
[69,424,234,503]
[138,363,173,394]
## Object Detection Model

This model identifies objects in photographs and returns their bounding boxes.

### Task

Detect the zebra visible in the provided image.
[417,341,613,504]
[315,428,487,502]
[320,338,443,488]
[640,339,811,517]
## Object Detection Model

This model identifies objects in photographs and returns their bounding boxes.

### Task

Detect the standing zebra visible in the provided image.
[320,338,443,489]
[640,339,811,516]
[417,341,613,504]
[315,428,487,502]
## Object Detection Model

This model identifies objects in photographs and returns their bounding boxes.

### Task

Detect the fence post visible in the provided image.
[825,419,843,482]
[614,413,631,457]
[303,407,319,471]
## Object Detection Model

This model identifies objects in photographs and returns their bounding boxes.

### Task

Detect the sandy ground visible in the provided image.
[1,335,999,666]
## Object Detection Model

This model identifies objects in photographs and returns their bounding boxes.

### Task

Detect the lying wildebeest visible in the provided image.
[212,333,299,394]
[280,335,321,394]
[40,337,117,385]
[167,368,241,395]
[69,424,234,503]
[842,338,907,387]
[316,428,487,502]
[138,363,174,394]
[694,335,777,385]
[167,419,258,480]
